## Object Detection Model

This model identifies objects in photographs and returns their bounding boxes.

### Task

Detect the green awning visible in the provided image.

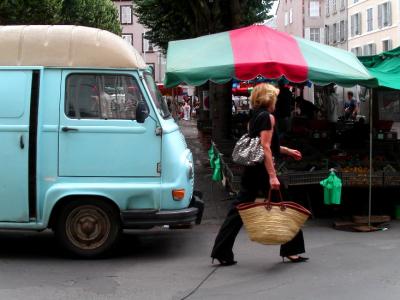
[358,47,400,90]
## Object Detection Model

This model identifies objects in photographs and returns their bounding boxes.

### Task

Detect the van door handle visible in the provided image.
[62,127,79,132]
[19,135,24,149]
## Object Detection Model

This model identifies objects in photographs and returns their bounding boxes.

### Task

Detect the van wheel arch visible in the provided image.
[48,195,121,230]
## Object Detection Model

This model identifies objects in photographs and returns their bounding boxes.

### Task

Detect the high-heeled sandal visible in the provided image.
[282,256,309,263]
[212,257,238,266]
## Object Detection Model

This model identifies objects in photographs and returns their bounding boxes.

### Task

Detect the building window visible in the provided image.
[120,5,133,25]
[332,0,337,13]
[378,2,392,28]
[340,0,346,10]
[326,0,330,16]
[353,0,359,3]
[309,1,320,17]
[367,8,373,32]
[351,13,361,36]
[142,33,154,53]
[122,33,133,45]
[310,28,320,43]
[332,23,337,43]
[325,26,330,44]
[363,43,376,56]
[284,12,289,26]
[289,8,293,24]
[382,39,393,51]
[351,47,362,56]
[65,74,143,120]
[340,20,346,41]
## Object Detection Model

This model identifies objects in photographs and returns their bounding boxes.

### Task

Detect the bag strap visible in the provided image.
[248,111,268,135]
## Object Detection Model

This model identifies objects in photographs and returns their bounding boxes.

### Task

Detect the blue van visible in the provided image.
[0,25,203,257]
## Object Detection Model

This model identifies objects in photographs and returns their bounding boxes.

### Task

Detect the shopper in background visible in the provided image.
[344,91,357,120]
[275,80,293,137]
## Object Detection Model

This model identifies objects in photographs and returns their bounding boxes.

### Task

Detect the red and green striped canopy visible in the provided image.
[165,25,376,87]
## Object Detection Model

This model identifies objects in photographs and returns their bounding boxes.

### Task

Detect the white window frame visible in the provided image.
[340,0,346,10]
[332,23,337,43]
[285,12,289,26]
[122,33,133,45]
[351,46,362,56]
[324,25,330,44]
[289,8,293,24]
[351,13,362,36]
[367,7,373,32]
[120,5,133,25]
[142,33,155,53]
[332,0,337,13]
[382,39,393,51]
[309,1,320,17]
[310,28,321,43]
[378,2,392,28]
[340,20,346,41]
[326,0,330,16]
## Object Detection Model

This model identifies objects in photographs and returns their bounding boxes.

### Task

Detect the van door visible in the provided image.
[58,71,161,177]
[0,70,33,222]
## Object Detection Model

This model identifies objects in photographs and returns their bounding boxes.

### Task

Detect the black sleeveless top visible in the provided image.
[248,108,280,160]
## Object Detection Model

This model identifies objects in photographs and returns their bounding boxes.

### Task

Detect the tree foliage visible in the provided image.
[62,0,121,35]
[134,0,274,52]
[0,0,63,25]
[0,0,121,35]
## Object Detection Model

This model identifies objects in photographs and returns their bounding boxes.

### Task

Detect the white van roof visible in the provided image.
[0,25,146,69]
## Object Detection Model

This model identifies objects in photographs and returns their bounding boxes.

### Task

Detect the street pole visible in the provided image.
[368,88,373,228]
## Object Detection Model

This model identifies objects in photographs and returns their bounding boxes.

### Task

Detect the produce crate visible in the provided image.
[341,172,384,187]
[279,170,330,186]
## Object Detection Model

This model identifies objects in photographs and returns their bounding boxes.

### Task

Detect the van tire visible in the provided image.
[55,200,121,258]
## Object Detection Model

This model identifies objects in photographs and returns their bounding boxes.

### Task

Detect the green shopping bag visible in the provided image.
[208,146,216,169]
[320,171,342,205]
[212,155,223,181]
[208,145,222,181]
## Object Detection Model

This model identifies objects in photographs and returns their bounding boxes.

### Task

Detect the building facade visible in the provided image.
[277,0,325,43]
[324,0,348,49]
[348,0,399,56]
[112,1,165,83]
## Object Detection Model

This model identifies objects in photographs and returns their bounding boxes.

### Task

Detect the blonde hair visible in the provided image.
[249,83,279,110]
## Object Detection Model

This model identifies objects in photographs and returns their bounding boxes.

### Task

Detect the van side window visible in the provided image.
[66,74,143,120]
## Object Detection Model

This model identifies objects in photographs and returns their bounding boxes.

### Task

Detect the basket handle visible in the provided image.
[266,189,284,203]
[265,189,286,210]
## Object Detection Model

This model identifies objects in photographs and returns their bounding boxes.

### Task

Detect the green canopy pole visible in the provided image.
[368,89,373,227]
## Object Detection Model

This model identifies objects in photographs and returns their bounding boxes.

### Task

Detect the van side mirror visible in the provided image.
[136,101,149,123]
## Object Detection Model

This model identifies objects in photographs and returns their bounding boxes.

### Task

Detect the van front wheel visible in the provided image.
[55,200,121,257]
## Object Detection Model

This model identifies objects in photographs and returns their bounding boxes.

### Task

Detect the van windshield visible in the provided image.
[143,73,171,119]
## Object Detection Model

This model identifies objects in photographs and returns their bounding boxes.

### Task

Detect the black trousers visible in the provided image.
[211,165,305,261]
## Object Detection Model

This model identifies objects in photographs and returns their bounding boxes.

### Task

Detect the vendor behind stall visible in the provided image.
[294,95,318,120]
[344,91,357,120]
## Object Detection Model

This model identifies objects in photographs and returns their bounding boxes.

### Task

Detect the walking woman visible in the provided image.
[211,83,308,266]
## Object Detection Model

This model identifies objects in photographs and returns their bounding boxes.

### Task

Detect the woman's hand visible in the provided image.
[288,149,302,160]
[269,176,280,190]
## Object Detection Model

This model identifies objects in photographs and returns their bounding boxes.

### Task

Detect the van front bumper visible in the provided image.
[121,192,204,228]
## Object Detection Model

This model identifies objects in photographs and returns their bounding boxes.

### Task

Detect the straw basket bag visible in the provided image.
[237,191,311,245]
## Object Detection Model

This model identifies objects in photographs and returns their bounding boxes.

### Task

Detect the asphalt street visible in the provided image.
[0,120,399,300]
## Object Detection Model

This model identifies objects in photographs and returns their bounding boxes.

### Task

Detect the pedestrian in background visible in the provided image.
[210,83,309,266]
[344,91,357,120]
[274,80,293,137]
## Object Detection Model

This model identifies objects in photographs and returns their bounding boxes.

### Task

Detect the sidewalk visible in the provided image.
[179,119,232,224]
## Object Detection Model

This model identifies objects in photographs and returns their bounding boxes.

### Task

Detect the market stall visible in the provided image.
[165,24,382,220]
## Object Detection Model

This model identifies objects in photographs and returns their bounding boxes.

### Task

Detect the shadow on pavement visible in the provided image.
[0,229,200,260]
